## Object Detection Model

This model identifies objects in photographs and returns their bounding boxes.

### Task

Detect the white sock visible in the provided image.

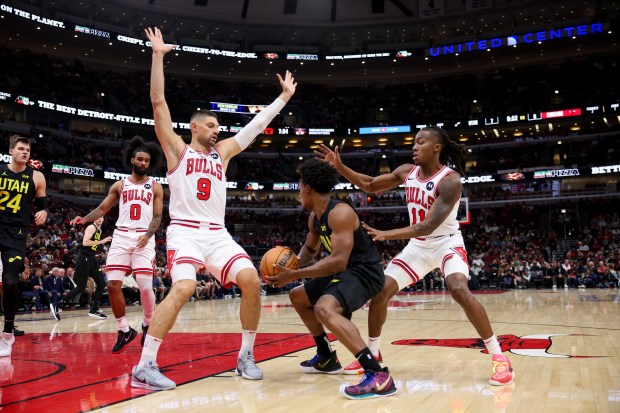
[116,316,130,333]
[139,334,163,366]
[239,329,257,357]
[483,335,502,356]
[136,275,155,325]
[368,336,381,357]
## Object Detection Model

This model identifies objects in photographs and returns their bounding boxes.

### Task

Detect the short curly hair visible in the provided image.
[298,158,339,194]
[122,136,163,171]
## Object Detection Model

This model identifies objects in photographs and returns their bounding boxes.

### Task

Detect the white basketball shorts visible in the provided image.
[105,228,156,281]
[385,232,470,290]
[166,224,254,287]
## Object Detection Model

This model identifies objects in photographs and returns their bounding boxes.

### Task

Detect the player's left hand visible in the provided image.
[362,221,388,242]
[136,235,149,249]
[266,265,295,288]
[34,210,48,226]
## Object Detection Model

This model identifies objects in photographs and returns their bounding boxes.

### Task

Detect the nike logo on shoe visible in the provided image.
[375,376,392,392]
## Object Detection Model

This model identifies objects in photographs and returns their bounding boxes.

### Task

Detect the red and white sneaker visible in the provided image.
[489,354,514,385]
[343,351,383,375]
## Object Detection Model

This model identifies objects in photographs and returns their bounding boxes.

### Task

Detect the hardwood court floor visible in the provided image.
[1,288,619,413]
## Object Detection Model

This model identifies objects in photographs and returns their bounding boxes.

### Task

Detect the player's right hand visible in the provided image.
[102,236,113,244]
[70,216,84,226]
[144,27,178,55]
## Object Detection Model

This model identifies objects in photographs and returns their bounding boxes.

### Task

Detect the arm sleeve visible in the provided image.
[233,98,286,150]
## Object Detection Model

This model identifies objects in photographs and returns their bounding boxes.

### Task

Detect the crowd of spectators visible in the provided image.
[1,45,619,316]
[8,191,616,317]
[1,46,618,129]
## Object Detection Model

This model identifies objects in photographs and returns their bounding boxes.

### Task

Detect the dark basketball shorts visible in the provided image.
[304,263,384,318]
[0,225,28,277]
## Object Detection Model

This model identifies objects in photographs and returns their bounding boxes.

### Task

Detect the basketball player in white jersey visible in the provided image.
[315,127,514,386]
[132,27,297,390]
[68,136,164,353]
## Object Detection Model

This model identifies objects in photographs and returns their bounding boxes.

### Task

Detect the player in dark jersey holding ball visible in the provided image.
[267,158,396,400]
[0,135,49,357]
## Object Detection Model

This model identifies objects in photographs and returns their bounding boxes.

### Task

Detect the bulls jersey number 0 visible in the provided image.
[117,177,155,230]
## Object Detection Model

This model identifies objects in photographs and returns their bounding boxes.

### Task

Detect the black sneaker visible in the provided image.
[300,351,343,374]
[112,328,138,353]
[141,324,149,347]
[12,326,25,336]
[88,310,107,320]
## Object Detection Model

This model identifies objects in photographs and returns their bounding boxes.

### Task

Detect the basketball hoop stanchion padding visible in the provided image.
[459,211,471,226]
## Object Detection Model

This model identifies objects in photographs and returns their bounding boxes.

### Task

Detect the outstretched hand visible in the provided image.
[314,144,342,169]
[362,221,389,242]
[70,216,85,226]
[276,70,297,100]
[144,27,178,55]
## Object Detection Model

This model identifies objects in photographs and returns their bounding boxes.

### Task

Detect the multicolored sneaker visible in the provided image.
[343,351,383,375]
[489,354,514,385]
[300,351,342,374]
[342,367,397,400]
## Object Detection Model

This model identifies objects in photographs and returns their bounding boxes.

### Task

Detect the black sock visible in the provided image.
[355,348,382,373]
[3,320,14,334]
[313,333,332,356]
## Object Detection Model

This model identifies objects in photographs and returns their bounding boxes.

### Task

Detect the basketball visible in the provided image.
[260,246,299,280]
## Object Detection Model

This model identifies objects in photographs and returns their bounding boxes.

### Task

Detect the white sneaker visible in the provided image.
[236,351,263,380]
[552,285,557,290]
[564,284,568,289]
[131,360,176,390]
[0,357,13,381]
[0,333,15,357]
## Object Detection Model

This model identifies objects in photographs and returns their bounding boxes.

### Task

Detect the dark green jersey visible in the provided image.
[79,224,102,255]
[312,198,381,268]
[0,164,36,227]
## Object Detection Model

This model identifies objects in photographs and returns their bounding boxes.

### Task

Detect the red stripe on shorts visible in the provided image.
[391,258,420,283]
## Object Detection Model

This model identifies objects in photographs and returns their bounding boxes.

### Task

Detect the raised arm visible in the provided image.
[144,27,185,166]
[215,71,297,162]
[363,173,462,241]
[315,144,410,193]
[70,181,121,225]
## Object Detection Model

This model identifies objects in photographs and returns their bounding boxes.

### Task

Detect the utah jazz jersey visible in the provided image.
[80,225,102,255]
[0,164,36,228]
[312,199,381,268]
